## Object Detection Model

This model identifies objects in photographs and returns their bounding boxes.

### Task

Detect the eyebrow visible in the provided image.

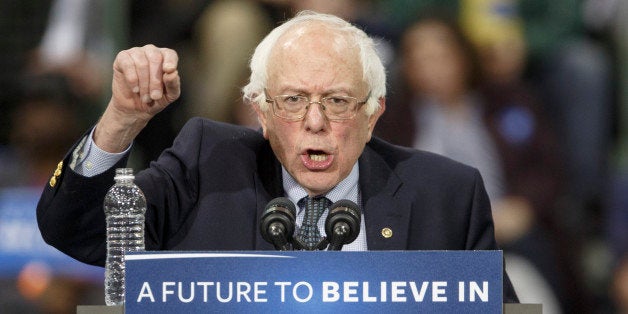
[275,87,355,96]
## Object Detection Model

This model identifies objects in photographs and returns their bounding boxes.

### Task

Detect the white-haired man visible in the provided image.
[37,11,518,302]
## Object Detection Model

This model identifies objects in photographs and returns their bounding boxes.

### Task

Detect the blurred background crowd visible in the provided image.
[0,0,626,313]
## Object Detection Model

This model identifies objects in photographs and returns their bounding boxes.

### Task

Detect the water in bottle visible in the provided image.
[103,168,146,306]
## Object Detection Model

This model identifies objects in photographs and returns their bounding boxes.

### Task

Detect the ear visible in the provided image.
[366,97,386,141]
[252,101,270,139]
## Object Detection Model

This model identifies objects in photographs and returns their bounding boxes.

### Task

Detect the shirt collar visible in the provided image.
[282,162,360,212]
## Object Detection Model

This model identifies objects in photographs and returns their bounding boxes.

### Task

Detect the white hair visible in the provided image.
[242,10,386,116]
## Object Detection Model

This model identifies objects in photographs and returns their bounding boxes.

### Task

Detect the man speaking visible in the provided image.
[36,11,518,302]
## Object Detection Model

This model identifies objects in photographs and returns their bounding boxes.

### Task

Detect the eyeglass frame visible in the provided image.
[264,88,371,121]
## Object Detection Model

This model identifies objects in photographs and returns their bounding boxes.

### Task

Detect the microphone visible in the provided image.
[260,197,296,251]
[325,199,361,251]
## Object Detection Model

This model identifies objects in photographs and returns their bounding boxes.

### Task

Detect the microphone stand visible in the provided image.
[267,222,292,251]
[327,222,351,251]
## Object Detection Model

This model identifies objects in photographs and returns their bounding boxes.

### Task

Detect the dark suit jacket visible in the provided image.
[37,117,518,302]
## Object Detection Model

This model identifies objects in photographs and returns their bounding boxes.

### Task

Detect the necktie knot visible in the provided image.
[296,196,331,250]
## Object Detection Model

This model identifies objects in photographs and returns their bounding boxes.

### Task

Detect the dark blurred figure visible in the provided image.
[0,1,54,145]
[1,74,87,187]
[376,12,591,312]
[0,73,103,313]
[0,2,107,312]
[607,0,628,310]
[517,0,613,220]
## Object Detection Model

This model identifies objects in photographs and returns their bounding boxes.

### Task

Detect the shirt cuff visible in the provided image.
[70,127,131,177]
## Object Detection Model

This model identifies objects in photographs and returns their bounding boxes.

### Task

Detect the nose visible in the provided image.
[303,101,328,132]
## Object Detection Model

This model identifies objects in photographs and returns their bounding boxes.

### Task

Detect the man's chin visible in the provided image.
[296,174,336,196]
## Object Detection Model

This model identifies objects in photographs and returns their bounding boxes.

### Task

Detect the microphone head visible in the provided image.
[264,197,297,214]
[260,197,297,244]
[325,199,361,245]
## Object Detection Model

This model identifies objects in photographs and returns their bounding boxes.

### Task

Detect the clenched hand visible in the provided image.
[95,45,181,153]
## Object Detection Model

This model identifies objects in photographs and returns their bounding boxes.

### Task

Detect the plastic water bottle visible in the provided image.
[103,168,146,306]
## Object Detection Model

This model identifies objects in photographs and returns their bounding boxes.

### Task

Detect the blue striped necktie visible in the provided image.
[297,196,331,250]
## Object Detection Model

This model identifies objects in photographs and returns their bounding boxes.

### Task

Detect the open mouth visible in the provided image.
[308,150,328,162]
[302,149,333,170]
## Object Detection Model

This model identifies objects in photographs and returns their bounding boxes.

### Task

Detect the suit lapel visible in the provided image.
[254,141,284,250]
[359,141,412,250]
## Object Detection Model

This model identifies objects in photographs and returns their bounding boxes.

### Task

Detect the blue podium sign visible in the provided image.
[125,251,503,313]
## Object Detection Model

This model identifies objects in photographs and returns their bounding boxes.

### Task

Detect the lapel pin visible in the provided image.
[381,227,393,238]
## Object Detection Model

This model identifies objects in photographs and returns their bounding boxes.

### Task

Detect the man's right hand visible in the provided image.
[94,45,181,153]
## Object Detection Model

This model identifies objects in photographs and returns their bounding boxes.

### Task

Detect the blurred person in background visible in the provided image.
[31,0,238,169]
[0,73,103,313]
[606,0,628,310]
[516,0,613,222]
[32,0,112,102]
[375,12,591,312]
[0,2,104,313]
[373,0,614,237]
[461,2,597,310]
[185,0,275,129]
[0,1,54,146]
[1,74,87,187]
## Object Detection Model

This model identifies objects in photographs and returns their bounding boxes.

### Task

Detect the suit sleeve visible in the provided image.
[37,149,128,266]
[36,118,205,266]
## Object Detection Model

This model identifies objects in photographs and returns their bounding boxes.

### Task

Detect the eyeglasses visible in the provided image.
[264,89,371,121]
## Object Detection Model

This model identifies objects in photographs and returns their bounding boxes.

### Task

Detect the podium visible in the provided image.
[78,251,541,313]
[77,304,542,313]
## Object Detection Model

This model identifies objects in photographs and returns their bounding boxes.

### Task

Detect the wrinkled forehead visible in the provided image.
[272,21,356,60]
